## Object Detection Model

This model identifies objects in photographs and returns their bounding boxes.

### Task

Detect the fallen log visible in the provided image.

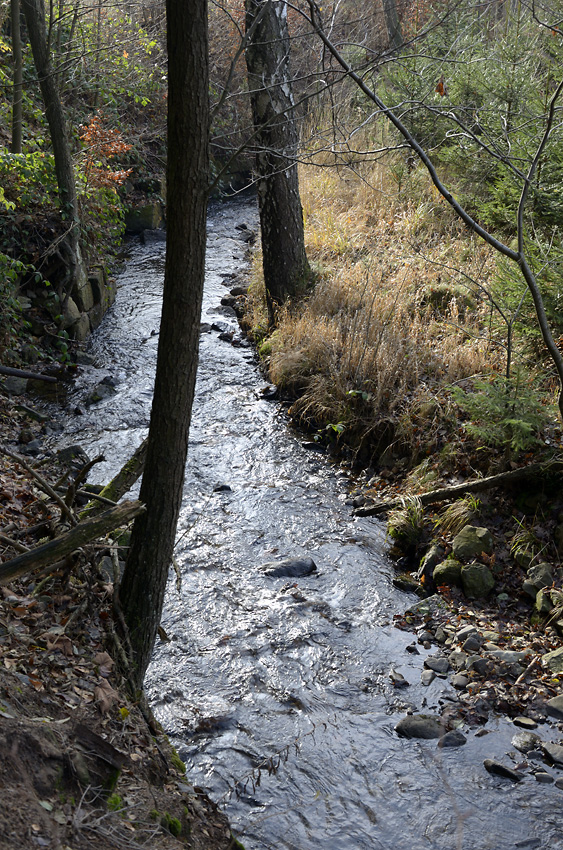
[79,438,148,518]
[354,460,563,517]
[0,499,145,585]
[0,365,58,383]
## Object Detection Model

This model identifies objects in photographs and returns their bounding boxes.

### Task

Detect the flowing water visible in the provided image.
[56,199,561,850]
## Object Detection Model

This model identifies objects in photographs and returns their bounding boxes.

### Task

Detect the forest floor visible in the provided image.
[0,390,242,850]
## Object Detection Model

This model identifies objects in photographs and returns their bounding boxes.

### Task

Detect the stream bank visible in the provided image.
[21,198,563,849]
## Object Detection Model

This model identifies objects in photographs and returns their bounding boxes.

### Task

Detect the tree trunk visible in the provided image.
[245,0,310,325]
[382,0,402,51]
[11,0,23,154]
[21,0,86,293]
[119,0,209,688]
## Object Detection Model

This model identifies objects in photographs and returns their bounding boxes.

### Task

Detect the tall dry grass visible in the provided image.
[250,155,500,462]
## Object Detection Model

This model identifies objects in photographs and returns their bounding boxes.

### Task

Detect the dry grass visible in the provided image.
[249,154,501,462]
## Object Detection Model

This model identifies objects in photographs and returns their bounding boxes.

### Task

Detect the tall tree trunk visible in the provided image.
[11,0,23,154]
[382,0,402,51]
[21,0,86,292]
[245,0,310,325]
[119,0,210,687]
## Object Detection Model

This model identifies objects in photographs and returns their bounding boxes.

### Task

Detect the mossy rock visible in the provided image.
[452,526,494,561]
[433,558,463,587]
[461,562,494,598]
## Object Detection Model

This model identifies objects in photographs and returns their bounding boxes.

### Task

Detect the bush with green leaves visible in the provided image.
[452,374,554,455]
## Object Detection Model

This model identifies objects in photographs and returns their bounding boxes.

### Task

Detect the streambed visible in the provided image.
[55,199,560,850]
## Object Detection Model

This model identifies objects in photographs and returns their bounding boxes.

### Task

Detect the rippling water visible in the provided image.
[56,199,560,850]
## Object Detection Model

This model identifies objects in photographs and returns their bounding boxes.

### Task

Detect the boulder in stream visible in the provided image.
[261,557,317,578]
[395,714,443,739]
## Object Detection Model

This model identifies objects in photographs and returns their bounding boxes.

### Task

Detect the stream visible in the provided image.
[55,199,560,849]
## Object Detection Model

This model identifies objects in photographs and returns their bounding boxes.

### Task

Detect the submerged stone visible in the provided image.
[395,714,443,739]
[261,557,317,578]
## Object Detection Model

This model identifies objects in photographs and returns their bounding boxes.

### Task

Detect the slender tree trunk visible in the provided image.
[21,0,86,292]
[245,0,310,325]
[382,0,402,51]
[11,0,23,154]
[119,0,210,687]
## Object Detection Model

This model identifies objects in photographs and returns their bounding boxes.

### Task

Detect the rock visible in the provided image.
[75,351,97,366]
[511,731,541,753]
[482,629,500,643]
[424,656,450,675]
[461,563,495,598]
[555,778,563,790]
[542,742,563,767]
[487,649,531,664]
[125,202,164,233]
[213,483,232,493]
[71,312,91,341]
[513,716,538,730]
[483,759,523,782]
[57,445,90,467]
[457,624,478,641]
[452,525,494,561]
[535,588,553,616]
[438,730,466,747]
[451,674,469,690]
[389,670,409,688]
[230,284,248,296]
[392,574,421,593]
[433,559,462,587]
[535,772,554,783]
[417,544,444,583]
[421,670,436,686]
[467,655,489,676]
[405,594,450,617]
[462,634,484,653]
[522,562,554,598]
[542,647,563,675]
[395,714,443,739]
[262,557,317,578]
[448,650,469,671]
[61,295,81,329]
[3,376,28,395]
[545,696,563,721]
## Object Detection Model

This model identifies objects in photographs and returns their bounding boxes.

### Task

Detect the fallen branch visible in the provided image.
[354,460,563,517]
[0,500,145,585]
[0,444,78,525]
[0,365,58,383]
[80,438,147,518]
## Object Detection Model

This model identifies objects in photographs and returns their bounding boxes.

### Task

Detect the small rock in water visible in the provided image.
[451,674,469,690]
[424,656,450,675]
[395,714,443,739]
[438,730,466,748]
[421,670,436,687]
[542,742,563,767]
[555,778,563,790]
[389,670,409,688]
[511,731,541,753]
[534,772,554,784]
[483,759,523,782]
[546,695,563,721]
[513,716,538,730]
[262,557,317,578]
[213,483,232,493]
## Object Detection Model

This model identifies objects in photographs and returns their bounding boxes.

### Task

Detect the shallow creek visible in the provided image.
[56,199,559,849]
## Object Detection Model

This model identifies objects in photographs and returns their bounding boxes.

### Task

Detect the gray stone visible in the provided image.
[262,557,317,578]
[395,714,443,739]
[2,376,28,395]
[542,742,563,766]
[433,559,462,587]
[482,630,500,643]
[526,562,554,593]
[417,544,444,583]
[61,295,81,329]
[535,588,553,616]
[463,634,484,653]
[452,525,494,561]
[72,312,91,342]
[125,202,164,233]
[448,650,469,671]
[74,279,95,313]
[451,674,469,690]
[421,670,436,686]
[546,695,563,721]
[461,563,495,598]
[513,716,538,730]
[542,647,563,675]
[389,670,409,688]
[75,351,97,366]
[511,731,541,753]
[405,594,450,617]
[438,729,466,747]
[457,624,478,641]
[555,778,563,790]
[514,549,535,569]
[535,772,554,783]
[487,649,531,664]
[424,656,450,675]
[483,759,523,782]
[86,382,116,404]
[467,655,489,676]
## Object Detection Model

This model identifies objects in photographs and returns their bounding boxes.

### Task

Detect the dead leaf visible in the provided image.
[93,651,114,677]
[94,678,119,714]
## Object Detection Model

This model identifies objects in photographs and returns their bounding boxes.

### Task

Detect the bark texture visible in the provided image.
[119,0,209,686]
[245,0,310,324]
[11,0,23,154]
[21,0,86,292]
